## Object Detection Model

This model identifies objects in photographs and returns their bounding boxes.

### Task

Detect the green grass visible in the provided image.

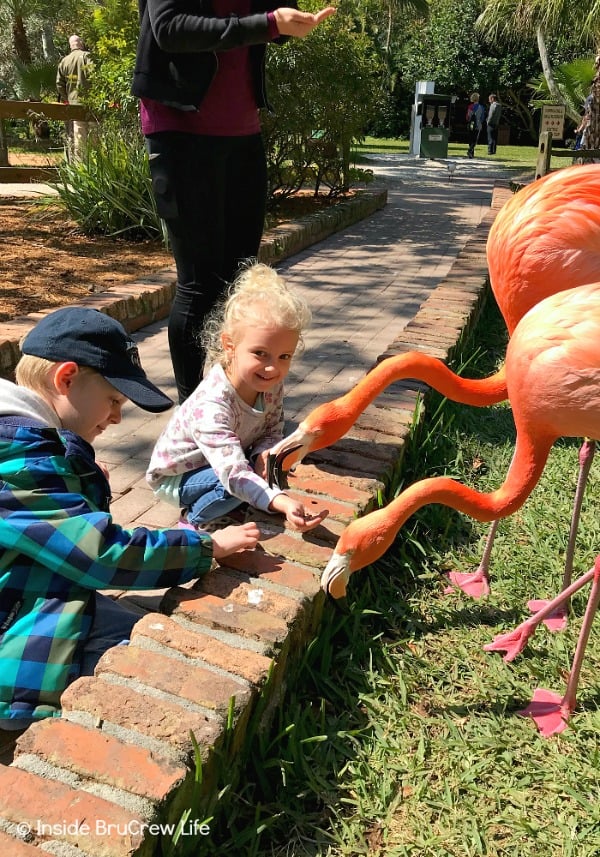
[183,296,600,857]
[352,135,580,175]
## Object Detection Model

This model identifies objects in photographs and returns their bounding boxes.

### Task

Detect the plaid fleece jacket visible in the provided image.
[0,382,213,725]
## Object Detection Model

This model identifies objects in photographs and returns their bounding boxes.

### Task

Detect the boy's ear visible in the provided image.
[52,361,80,393]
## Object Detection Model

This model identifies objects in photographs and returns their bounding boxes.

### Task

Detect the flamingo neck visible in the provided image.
[333,354,507,417]
[342,429,555,569]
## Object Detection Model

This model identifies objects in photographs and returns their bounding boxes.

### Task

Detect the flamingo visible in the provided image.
[484,555,600,736]
[319,281,600,601]
[270,164,600,604]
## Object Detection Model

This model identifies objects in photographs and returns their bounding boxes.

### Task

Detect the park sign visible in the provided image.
[540,104,565,140]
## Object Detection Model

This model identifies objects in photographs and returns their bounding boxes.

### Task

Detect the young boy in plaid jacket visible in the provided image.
[0,307,258,733]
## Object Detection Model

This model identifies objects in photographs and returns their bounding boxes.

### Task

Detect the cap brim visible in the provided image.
[105,374,173,413]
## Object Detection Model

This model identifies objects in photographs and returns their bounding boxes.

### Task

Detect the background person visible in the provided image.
[56,34,93,157]
[486,93,502,155]
[131,0,336,404]
[466,91,485,158]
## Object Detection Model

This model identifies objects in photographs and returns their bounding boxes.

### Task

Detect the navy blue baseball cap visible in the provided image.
[21,307,173,413]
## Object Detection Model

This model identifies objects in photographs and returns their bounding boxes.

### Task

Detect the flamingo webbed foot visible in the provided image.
[526,599,568,632]
[483,623,535,662]
[444,569,490,599]
[518,688,570,736]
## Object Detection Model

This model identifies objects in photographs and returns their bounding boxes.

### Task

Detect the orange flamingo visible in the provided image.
[270,164,600,604]
[319,282,600,601]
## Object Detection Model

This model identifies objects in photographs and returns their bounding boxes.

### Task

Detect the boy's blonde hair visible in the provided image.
[202,262,312,368]
[16,354,95,396]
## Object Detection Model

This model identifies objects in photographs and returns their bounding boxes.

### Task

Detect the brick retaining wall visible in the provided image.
[0,182,512,856]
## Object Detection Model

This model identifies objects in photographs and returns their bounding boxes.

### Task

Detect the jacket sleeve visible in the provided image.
[186,395,283,511]
[0,457,214,591]
[146,0,287,53]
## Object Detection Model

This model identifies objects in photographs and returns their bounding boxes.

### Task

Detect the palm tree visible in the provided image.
[477,0,597,123]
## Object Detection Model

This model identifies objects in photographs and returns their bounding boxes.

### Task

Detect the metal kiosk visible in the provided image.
[410,84,456,159]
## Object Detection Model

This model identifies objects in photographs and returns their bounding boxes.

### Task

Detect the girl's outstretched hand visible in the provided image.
[211,522,260,557]
[273,6,336,38]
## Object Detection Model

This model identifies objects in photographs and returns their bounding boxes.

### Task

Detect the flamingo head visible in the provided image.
[320,550,352,600]
[267,422,322,488]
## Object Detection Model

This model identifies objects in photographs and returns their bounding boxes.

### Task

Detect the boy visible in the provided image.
[0,307,259,733]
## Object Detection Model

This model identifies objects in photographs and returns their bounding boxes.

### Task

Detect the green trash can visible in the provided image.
[420,126,449,158]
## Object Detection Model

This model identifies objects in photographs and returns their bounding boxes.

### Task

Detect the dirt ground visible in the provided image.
[0,159,346,322]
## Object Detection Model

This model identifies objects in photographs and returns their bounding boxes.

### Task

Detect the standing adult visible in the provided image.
[131,0,335,404]
[466,92,485,159]
[486,93,502,155]
[56,35,92,158]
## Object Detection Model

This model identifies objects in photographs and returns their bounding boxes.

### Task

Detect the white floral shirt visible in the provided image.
[146,363,285,511]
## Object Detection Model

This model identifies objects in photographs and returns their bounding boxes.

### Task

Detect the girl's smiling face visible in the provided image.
[222,325,299,406]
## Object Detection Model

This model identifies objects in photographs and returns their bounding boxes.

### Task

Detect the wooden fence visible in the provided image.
[0,99,90,183]
[535,129,600,179]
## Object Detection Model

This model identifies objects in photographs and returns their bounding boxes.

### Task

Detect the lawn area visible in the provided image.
[352,135,579,176]
[197,297,600,857]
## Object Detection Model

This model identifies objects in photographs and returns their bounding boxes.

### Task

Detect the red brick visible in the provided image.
[218,549,320,596]
[197,568,303,621]
[131,613,273,684]
[61,677,221,756]
[286,464,378,506]
[282,489,355,524]
[255,528,334,569]
[162,589,290,644]
[96,644,250,712]
[0,766,147,857]
[15,719,186,802]
[0,830,41,855]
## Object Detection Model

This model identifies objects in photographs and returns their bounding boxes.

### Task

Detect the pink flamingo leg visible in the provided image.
[444,519,497,598]
[519,556,600,736]
[527,439,595,631]
[484,563,597,662]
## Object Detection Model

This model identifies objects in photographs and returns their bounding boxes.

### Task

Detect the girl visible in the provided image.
[146,263,328,532]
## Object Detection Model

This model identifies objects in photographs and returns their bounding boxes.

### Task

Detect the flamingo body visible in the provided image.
[488,164,600,334]
[322,282,600,599]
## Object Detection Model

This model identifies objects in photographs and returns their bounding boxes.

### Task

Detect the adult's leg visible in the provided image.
[221,134,268,284]
[179,466,243,526]
[146,133,230,402]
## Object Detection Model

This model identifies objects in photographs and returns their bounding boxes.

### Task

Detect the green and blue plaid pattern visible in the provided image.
[0,418,213,724]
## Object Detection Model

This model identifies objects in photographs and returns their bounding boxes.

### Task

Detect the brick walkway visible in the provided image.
[0,154,515,856]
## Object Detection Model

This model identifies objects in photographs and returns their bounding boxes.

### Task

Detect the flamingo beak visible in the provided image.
[267,444,303,489]
[320,551,352,600]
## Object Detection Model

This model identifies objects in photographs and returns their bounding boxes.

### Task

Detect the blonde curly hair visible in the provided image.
[201,262,312,368]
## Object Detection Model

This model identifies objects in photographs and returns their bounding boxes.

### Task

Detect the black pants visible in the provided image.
[487,124,498,154]
[146,132,267,402]
[467,126,481,157]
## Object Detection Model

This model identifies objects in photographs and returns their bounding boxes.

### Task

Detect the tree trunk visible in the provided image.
[41,24,58,62]
[12,14,32,66]
[585,54,600,154]
[537,25,579,124]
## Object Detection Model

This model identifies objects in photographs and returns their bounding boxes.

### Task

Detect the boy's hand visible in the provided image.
[211,523,260,558]
[270,494,328,532]
[97,461,110,481]
[273,6,336,38]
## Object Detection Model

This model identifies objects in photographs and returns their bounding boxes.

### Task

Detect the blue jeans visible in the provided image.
[179,465,243,526]
[0,594,137,731]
